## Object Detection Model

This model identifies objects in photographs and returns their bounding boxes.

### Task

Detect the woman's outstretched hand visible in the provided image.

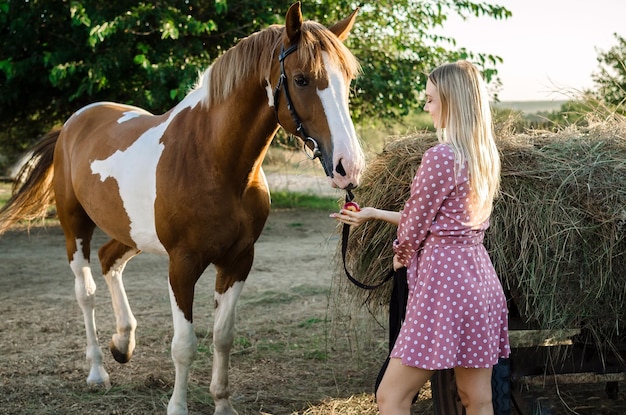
[329,203,376,227]
[330,202,400,228]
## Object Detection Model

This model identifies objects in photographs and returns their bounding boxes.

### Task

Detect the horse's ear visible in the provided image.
[285,2,303,44]
[328,7,359,42]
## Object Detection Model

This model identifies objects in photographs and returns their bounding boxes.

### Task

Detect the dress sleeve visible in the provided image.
[393,145,456,266]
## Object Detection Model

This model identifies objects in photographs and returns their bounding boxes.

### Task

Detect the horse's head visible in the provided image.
[273,2,365,190]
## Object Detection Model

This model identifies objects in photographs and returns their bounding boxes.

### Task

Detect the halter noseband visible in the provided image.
[273,44,333,177]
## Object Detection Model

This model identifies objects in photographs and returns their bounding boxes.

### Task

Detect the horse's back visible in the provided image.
[62,102,156,147]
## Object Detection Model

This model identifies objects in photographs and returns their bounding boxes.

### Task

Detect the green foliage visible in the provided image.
[1,0,222,168]
[0,0,511,170]
[592,33,626,112]
[315,0,510,122]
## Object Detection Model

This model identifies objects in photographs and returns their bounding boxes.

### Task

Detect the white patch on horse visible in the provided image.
[90,91,205,254]
[265,78,275,107]
[70,239,94,296]
[70,238,111,388]
[167,284,197,414]
[260,168,271,204]
[117,110,148,124]
[211,281,245,411]
[317,52,359,155]
[194,67,212,108]
[214,281,245,330]
[69,102,151,124]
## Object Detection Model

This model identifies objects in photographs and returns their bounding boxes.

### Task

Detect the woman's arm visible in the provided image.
[394,145,457,267]
[330,206,400,227]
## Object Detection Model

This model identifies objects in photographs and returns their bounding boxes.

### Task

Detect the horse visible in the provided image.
[0,3,364,414]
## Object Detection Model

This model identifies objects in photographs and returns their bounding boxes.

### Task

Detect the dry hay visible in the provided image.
[297,387,432,414]
[334,118,626,351]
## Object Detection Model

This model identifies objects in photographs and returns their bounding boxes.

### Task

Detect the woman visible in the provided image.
[331,60,510,415]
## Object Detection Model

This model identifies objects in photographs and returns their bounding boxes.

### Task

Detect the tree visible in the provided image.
[0,0,224,167]
[0,0,510,169]
[309,0,510,120]
[592,33,626,112]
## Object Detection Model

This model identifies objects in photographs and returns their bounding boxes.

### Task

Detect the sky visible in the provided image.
[440,0,626,102]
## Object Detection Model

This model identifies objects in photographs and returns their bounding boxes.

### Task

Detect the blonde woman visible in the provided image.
[331,61,510,414]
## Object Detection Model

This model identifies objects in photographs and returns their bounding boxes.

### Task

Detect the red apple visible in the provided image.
[342,201,360,212]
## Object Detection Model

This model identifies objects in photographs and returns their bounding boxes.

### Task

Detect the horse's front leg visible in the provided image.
[166,247,252,415]
[98,240,140,363]
[166,257,203,415]
[210,253,253,415]
[69,238,110,388]
[211,277,246,414]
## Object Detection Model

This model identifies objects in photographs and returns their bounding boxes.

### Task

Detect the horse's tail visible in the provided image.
[0,129,59,235]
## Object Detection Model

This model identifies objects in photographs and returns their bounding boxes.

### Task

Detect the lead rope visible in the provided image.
[341,190,394,290]
[339,195,407,347]
[340,190,410,399]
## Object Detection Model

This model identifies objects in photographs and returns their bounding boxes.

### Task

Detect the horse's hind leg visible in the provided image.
[98,239,140,364]
[61,216,111,387]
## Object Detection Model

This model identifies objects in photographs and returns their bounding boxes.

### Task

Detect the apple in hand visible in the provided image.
[342,201,361,212]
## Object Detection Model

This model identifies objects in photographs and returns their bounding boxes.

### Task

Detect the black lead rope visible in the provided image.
[340,190,411,398]
[340,190,394,290]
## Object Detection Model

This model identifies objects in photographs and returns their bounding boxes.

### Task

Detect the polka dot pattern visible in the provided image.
[391,144,510,370]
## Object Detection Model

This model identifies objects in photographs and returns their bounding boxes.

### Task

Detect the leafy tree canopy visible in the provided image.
[0,0,510,168]
[592,33,626,112]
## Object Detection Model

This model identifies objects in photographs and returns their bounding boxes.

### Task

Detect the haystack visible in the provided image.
[334,119,626,350]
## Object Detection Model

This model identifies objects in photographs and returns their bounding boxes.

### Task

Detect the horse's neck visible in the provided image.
[169,83,279,185]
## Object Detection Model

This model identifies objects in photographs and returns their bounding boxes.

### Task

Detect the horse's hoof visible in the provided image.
[86,367,111,390]
[86,378,112,390]
[167,402,189,415]
[109,340,132,363]
[214,400,239,415]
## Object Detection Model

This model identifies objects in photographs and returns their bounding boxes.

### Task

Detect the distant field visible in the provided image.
[0,182,9,207]
[494,100,567,114]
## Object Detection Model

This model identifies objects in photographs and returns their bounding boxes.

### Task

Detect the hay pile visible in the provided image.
[334,120,626,349]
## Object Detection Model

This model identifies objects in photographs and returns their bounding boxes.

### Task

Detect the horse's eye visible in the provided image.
[294,75,309,87]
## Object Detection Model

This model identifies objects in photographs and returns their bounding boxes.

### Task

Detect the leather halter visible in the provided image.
[273,44,333,178]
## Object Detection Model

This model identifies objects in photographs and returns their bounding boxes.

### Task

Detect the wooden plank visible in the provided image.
[509,328,580,348]
[515,371,626,386]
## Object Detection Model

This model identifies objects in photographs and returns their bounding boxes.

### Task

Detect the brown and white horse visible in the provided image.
[0,3,364,414]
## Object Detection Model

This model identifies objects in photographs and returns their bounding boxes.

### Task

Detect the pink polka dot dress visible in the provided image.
[391,143,510,370]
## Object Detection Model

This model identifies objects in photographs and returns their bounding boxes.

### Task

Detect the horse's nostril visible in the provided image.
[336,160,347,177]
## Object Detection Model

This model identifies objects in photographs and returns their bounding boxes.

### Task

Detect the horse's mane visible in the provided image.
[197,20,361,107]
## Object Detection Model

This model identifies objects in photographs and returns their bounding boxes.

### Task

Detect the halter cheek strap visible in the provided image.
[273,44,334,177]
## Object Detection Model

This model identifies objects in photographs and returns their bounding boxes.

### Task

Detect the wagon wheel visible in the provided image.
[431,358,512,415]
[431,369,464,414]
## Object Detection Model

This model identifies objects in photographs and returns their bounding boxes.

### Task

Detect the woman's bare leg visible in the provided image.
[454,366,494,415]
[376,358,433,415]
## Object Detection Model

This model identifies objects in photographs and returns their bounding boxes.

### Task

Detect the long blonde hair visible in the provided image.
[428,60,500,216]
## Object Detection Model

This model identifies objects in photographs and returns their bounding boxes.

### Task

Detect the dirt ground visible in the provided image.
[2,178,626,414]
[0,200,401,415]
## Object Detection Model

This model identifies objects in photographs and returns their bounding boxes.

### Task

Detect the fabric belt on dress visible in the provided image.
[426,232,484,246]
